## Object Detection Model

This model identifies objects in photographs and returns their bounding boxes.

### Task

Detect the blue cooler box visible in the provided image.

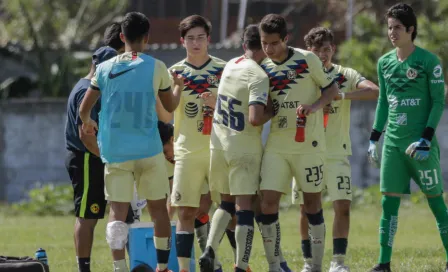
[128,221,195,271]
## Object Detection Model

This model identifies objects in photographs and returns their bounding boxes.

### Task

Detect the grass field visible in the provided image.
[0,203,446,272]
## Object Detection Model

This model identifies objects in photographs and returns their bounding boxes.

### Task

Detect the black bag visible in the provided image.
[0,256,49,272]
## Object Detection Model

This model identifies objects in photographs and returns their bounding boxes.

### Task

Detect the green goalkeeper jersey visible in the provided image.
[373,46,445,149]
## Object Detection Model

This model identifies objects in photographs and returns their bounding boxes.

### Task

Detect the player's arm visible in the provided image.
[158,61,182,113]
[156,96,173,123]
[79,75,101,135]
[248,68,271,126]
[370,59,389,140]
[338,70,379,100]
[76,92,100,157]
[423,58,445,140]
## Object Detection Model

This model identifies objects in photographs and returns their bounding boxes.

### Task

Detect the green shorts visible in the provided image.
[380,144,442,195]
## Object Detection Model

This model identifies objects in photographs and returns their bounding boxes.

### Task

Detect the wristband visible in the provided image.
[369,129,382,142]
[421,127,435,141]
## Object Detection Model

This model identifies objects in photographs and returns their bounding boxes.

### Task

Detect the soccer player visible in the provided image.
[65,46,117,272]
[79,12,182,272]
[367,4,447,272]
[257,14,339,271]
[168,15,226,271]
[294,27,379,272]
[103,22,126,54]
[198,24,271,272]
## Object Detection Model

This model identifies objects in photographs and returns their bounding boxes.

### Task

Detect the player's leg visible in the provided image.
[292,179,312,270]
[410,145,448,270]
[226,216,237,261]
[293,153,326,272]
[104,160,136,272]
[167,177,176,220]
[260,152,292,271]
[171,157,205,271]
[136,153,172,272]
[326,157,352,272]
[196,190,213,253]
[370,145,410,272]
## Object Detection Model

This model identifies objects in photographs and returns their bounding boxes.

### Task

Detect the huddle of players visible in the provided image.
[69,2,447,272]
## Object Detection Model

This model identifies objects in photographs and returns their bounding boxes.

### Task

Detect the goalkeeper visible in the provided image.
[367,3,447,272]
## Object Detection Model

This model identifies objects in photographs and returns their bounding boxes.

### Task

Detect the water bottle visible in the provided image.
[295,114,306,142]
[35,248,48,265]
[202,105,213,135]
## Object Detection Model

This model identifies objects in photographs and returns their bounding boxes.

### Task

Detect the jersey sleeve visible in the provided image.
[156,60,171,92]
[348,68,366,91]
[372,58,389,133]
[308,53,334,90]
[90,72,100,91]
[248,65,269,106]
[425,56,445,134]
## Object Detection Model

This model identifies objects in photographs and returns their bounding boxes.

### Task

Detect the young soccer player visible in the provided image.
[168,15,226,271]
[79,12,182,272]
[367,4,447,272]
[103,22,125,53]
[198,24,272,272]
[295,26,379,272]
[257,14,339,272]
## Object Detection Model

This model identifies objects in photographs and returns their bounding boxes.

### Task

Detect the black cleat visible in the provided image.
[199,246,215,272]
[370,263,391,272]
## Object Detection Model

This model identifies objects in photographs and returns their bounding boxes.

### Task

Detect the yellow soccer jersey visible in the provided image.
[211,55,269,154]
[169,56,227,159]
[260,47,334,154]
[325,64,365,156]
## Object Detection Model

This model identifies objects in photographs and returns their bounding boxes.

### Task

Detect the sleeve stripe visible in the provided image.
[355,77,367,88]
[159,86,171,92]
[90,85,100,91]
[248,101,266,106]
[321,80,335,91]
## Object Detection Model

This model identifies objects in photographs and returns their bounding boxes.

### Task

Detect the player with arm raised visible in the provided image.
[257,14,339,272]
[367,4,447,272]
[79,12,181,272]
[168,15,227,272]
[198,24,272,272]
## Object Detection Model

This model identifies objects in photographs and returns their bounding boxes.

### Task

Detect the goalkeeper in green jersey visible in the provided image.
[367,3,447,272]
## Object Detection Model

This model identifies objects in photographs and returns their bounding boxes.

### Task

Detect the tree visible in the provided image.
[1,0,128,97]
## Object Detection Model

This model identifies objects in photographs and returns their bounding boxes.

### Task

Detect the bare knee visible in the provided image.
[333,200,351,218]
[303,192,322,214]
[76,218,98,230]
[260,190,281,214]
[178,206,197,222]
[148,199,169,220]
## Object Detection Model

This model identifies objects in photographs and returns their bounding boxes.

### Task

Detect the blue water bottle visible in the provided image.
[35,248,48,265]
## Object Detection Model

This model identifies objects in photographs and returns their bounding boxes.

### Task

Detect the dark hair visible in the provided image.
[259,14,287,39]
[386,3,417,41]
[121,12,150,43]
[304,27,334,48]
[179,15,212,38]
[103,22,124,51]
[158,121,174,145]
[242,24,262,50]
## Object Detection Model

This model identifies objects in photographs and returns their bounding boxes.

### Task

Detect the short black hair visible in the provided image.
[158,121,174,145]
[386,3,417,41]
[103,22,124,51]
[242,24,262,50]
[304,27,334,48]
[259,14,287,40]
[179,15,212,38]
[121,12,150,43]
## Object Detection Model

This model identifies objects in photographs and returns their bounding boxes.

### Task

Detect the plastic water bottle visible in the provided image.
[35,248,48,265]
[295,114,306,142]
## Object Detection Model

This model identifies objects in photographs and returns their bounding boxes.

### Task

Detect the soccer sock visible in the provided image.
[306,209,326,269]
[259,213,281,271]
[427,195,448,261]
[333,238,348,264]
[207,201,234,251]
[176,232,194,271]
[225,228,237,261]
[154,236,171,270]
[195,213,210,253]
[77,257,90,272]
[278,246,286,264]
[235,210,255,270]
[378,195,400,264]
[113,259,128,271]
[301,239,312,261]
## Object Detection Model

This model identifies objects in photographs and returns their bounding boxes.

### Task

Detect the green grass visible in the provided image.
[0,203,446,272]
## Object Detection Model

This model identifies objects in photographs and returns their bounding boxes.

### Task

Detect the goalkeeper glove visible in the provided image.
[367,140,380,168]
[405,138,430,161]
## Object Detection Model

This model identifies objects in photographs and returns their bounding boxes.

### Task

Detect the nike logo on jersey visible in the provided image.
[108,68,135,79]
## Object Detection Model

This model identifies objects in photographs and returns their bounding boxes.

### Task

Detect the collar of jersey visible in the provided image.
[272,47,295,65]
[184,57,212,70]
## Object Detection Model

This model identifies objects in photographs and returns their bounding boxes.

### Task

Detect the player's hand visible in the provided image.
[296,104,318,116]
[367,140,380,168]
[333,92,344,101]
[405,138,431,161]
[170,69,184,87]
[323,104,332,114]
[82,119,98,136]
[200,92,216,108]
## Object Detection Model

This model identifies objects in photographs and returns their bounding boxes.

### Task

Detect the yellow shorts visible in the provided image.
[104,152,169,202]
[292,156,352,204]
[171,155,210,207]
[209,149,261,196]
[260,152,325,194]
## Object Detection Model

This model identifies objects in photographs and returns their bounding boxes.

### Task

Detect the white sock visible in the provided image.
[113,259,128,271]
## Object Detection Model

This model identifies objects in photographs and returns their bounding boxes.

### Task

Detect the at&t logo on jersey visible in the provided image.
[185,102,199,118]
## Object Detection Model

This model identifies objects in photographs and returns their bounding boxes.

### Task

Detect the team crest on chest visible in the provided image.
[406,67,418,80]
[207,74,219,85]
[287,70,297,80]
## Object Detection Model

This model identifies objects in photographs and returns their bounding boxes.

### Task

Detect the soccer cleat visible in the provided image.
[233,264,252,272]
[156,269,173,272]
[214,267,223,272]
[280,261,292,272]
[370,263,391,272]
[199,246,215,272]
[300,262,313,272]
[329,261,350,272]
